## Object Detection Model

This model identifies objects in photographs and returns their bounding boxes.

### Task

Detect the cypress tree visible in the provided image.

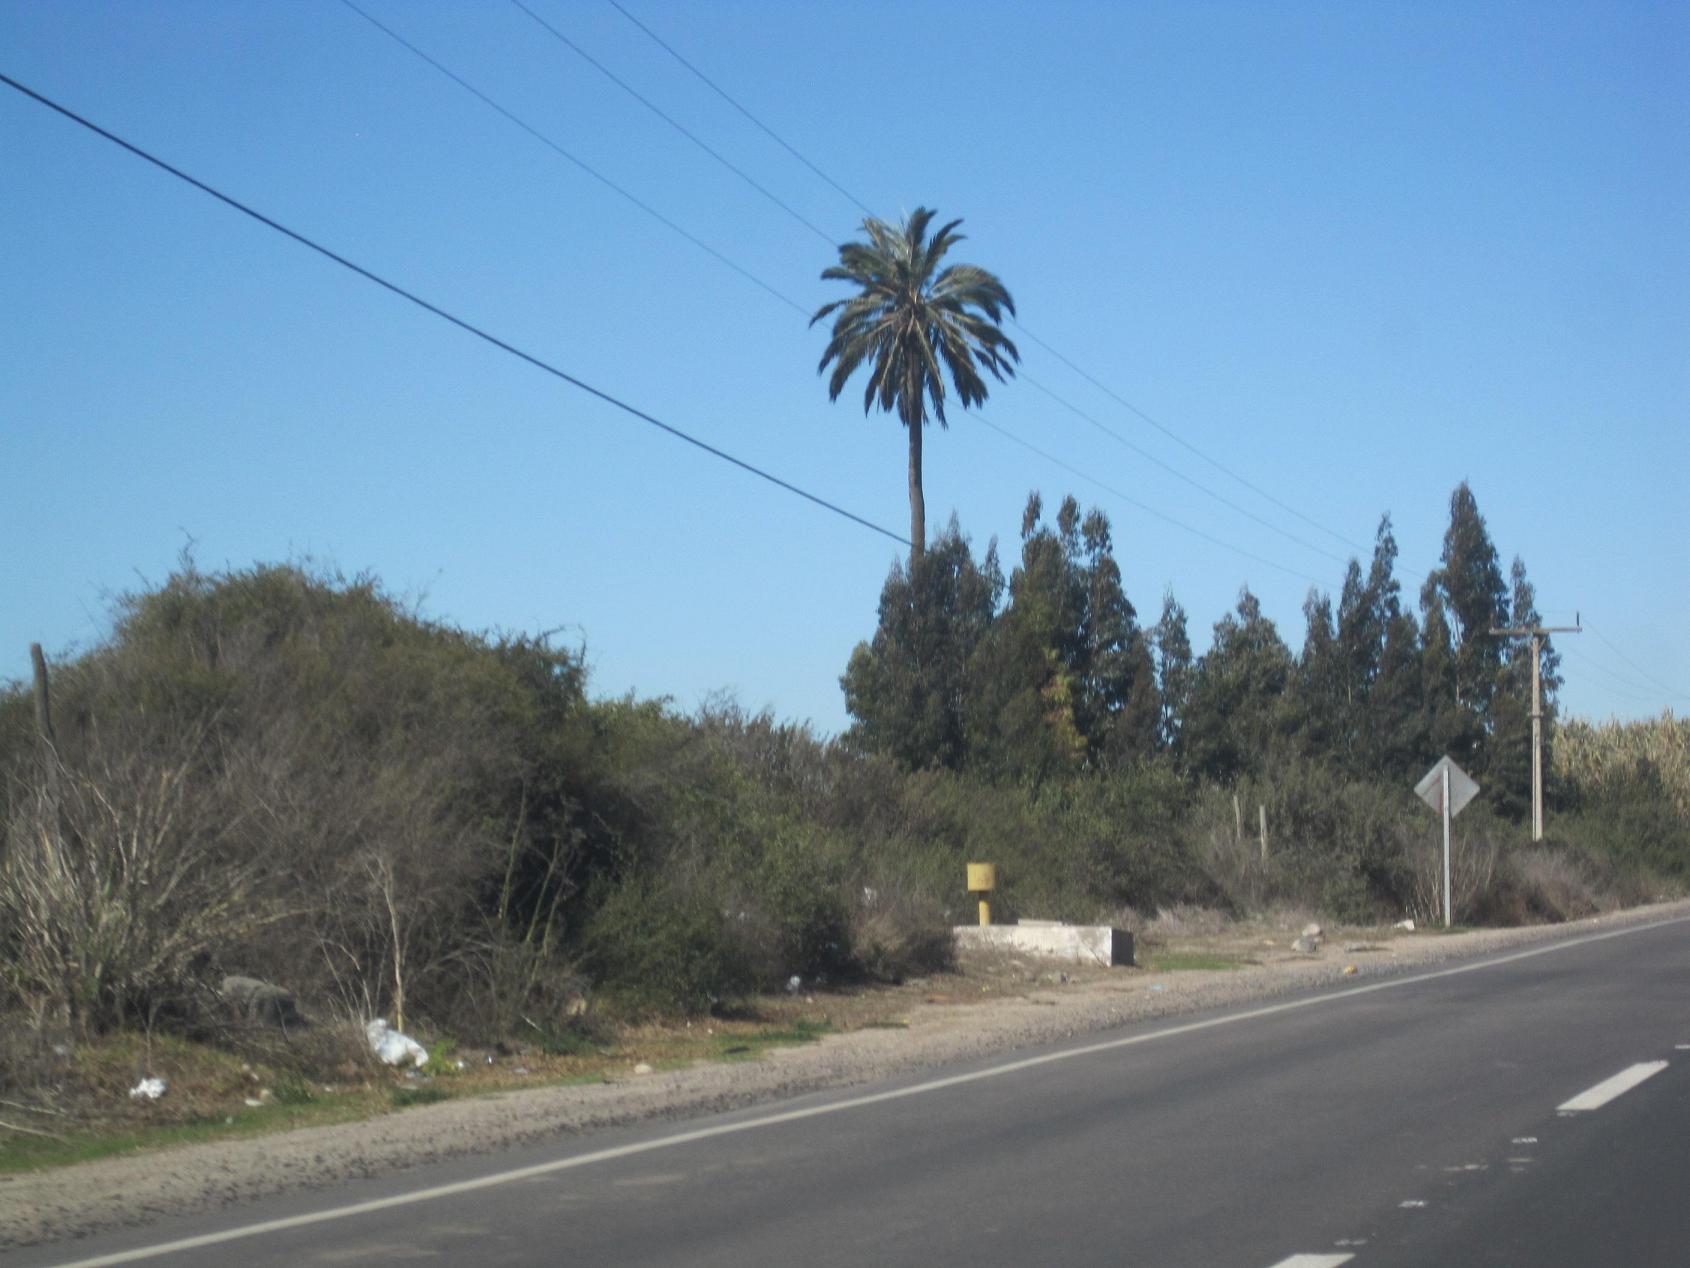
[1153,592,1194,759]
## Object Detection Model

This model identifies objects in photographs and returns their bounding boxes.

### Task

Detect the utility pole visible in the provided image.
[1489,620,1581,841]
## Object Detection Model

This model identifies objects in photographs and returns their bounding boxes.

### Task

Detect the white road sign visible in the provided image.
[1415,756,1480,818]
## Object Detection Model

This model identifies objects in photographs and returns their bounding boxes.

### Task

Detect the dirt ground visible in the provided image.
[5,899,1688,1251]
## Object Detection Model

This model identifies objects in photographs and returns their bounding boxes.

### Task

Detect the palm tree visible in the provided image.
[813,208,1018,564]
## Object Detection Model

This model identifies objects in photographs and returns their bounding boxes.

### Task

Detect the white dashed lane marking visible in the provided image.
[1266,1255,1354,1268]
[1557,1061,1669,1112]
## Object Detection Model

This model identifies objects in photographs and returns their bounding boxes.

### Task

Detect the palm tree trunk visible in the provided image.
[906,418,925,566]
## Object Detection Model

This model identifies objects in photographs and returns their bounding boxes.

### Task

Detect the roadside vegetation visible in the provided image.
[2,481,1683,1165]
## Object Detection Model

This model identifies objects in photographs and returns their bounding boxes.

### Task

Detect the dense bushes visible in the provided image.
[3,563,1683,1056]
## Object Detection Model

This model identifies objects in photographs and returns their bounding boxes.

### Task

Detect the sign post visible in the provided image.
[1414,756,1480,928]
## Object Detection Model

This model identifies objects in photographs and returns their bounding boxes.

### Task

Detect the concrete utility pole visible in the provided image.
[1489,621,1581,842]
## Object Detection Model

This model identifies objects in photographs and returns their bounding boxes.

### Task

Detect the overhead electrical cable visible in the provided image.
[328,5,1348,587]
[966,413,1328,588]
[513,0,1349,569]
[0,70,908,549]
[1005,321,1388,558]
[600,0,1378,564]
[1586,624,1690,699]
[1562,643,1690,704]
[1557,647,1682,706]
[506,0,841,248]
[1018,369,1350,566]
[603,0,876,220]
[338,0,811,320]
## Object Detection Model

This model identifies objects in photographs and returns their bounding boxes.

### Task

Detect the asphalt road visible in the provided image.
[21,913,1690,1268]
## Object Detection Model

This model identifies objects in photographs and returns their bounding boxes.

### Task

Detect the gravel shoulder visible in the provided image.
[6,898,1688,1251]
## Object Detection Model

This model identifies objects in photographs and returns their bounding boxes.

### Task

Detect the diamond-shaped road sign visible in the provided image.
[1415,756,1480,818]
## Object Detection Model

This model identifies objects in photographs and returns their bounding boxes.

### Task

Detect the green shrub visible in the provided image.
[580,877,754,1016]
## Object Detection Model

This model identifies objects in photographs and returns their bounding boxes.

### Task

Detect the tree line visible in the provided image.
[843,479,1559,821]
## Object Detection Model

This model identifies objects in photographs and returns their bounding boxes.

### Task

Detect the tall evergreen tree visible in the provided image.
[1153,592,1194,758]
[1076,507,1160,763]
[1370,606,1427,781]
[965,495,1157,777]
[1183,589,1296,783]
[1294,587,1345,762]
[840,520,1001,769]
[966,495,1088,779]
[1419,572,1477,766]
[1436,481,1510,721]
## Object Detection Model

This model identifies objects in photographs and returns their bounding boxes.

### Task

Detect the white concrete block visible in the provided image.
[952,923,1134,966]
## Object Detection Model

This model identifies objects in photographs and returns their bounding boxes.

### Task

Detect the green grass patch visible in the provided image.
[0,1094,376,1175]
[705,1019,831,1063]
[388,1084,450,1109]
[1141,952,1252,972]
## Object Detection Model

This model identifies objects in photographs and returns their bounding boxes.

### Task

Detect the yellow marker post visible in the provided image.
[966,862,997,926]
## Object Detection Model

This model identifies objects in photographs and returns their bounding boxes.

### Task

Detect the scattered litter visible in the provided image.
[1342,965,1358,976]
[1394,919,1416,931]
[1301,923,1324,939]
[785,975,803,994]
[1150,983,1166,992]
[243,1097,264,1108]
[512,1066,531,1076]
[453,1059,466,1071]
[633,1062,654,1075]
[128,1077,167,1102]
[365,1019,428,1069]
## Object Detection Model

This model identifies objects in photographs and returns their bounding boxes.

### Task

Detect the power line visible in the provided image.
[532,0,1351,570]
[338,0,811,320]
[332,3,1349,587]
[1586,623,1690,699]
[0,70,909,550]
[601,0,1377,564]
[1564,642,1690,704]
[966,412,1329,589]
[507,0,840,248]
[1018,369,1350,567]
[603,0,875,220]
[1558,646,1680,706]
[494,0,1354,573]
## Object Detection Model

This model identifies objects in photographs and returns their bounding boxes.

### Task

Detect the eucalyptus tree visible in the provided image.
[813,208,1019,563]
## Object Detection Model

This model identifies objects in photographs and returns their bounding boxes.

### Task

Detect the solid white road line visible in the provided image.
[1557,1061,1669,1112]
[48,911,1690,1268]
[1266,1255,1354,1268]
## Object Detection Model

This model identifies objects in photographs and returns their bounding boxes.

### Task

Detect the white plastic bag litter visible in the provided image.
[129,1076,167,1101]
[365,1019,428,1068]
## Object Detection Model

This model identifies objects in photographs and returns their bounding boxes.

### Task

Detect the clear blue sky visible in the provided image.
[4,0,1687,732]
